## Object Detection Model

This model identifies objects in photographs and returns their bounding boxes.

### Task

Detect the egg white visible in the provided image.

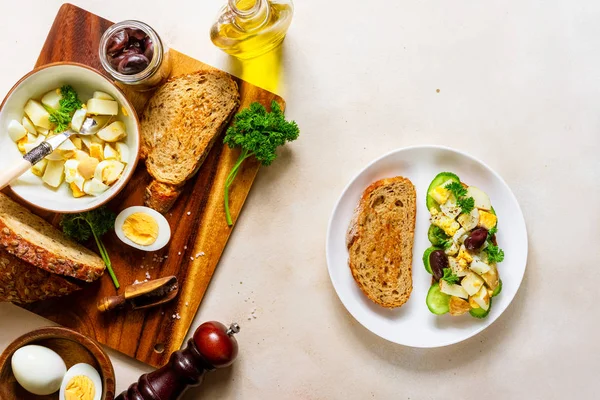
[114,206,171,251]
[59,363,102,400]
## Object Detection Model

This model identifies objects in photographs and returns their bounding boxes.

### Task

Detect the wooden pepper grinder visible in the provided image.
[116,321,240,400]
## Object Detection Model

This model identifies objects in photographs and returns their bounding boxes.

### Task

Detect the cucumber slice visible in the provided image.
[492,279,502,297]
[428,225,450,248]
[426,172,460,210]
[422,246,442,274]
[426,283,450,315]
[469,297,493,319]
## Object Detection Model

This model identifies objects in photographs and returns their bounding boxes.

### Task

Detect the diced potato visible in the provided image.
[103,143,119,159]
[70,182,86,198]
[439,280,469,299]
[78,156,100,180]
[449,296,471,316]
[471,286,491,311]
[73,150,89,161]
[24,99,52,129]
[448,256,468,277]
[80,135,92,150]
[468,296,480,309]
[83,178,109,196]
[94,160,124,185]
[96,121,126,142]
[27,133,38,142]
[115,142,130,163]
[93,91,114,101]
[71,136,82,150]
[86,98,118,116]
[466,186,492,211]
[478,210,497,230]
[8,120,28,142]
[46,138,76,161]
[64,159,80,183]
[42,160,65,188]
[71,108,87,132]
[31,159,48,177]
[470,257,491,275]
[89,143,104,160]
[461,272,485,296]
[90,135,105,144]
[481,264,499,291]
[36,126,50,136]
[41,89,62,110]
[21,116,37,134]
[457,208,480,231]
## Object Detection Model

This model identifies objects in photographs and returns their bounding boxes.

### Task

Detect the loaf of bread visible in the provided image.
[0,194,105,282]
[346,177,416,308]
[0,194,104,304]
[0,249,82,304]
[140,70,240,213]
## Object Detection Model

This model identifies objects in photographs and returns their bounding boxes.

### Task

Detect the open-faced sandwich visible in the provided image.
[423,172,504,318]
[346,177,416,308]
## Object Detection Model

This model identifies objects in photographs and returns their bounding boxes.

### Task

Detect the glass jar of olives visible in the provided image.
[99,20,172,91]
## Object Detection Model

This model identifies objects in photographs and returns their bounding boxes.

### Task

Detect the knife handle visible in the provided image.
[0,158,32,190]
[97,294,126,312]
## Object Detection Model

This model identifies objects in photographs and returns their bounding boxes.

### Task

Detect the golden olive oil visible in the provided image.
[210,0,294,60]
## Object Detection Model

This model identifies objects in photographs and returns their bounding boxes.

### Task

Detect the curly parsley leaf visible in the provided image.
[223,101,299,225]
[46,85,83,133]
[487,225,498,239]
[441,268,460,284]
[444,181,474,215]
[457,196,475,214]
[484,244,505,264]
[61,207,119,289]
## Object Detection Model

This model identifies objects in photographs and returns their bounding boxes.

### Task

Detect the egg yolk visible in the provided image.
[122,212,159,246]
[65,375,95,400]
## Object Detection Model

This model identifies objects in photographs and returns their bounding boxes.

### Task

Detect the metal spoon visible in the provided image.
[0,116,110,190]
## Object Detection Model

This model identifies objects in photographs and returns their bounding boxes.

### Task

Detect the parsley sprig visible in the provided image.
[484,244,505,264]
[441,268,460,284]
[445,181,475,214]
[45,85,83,133]
[61,207,120,289]
[223,101,300,226]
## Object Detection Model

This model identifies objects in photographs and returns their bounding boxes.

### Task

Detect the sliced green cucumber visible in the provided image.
[469,298,493,319]
[426,172,460,211]
[428,225,450,248]
[492,279,502,297]
[422,246,442,274]
[426,283,450,315]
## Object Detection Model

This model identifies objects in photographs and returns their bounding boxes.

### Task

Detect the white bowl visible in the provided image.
[326,145,528,347]
[0,62,140,213]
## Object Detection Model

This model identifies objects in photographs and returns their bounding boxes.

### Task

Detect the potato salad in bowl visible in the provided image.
[0,63,140,213]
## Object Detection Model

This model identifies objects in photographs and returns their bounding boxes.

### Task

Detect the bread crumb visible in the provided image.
[187,211,191,215]
[190,257,194,261]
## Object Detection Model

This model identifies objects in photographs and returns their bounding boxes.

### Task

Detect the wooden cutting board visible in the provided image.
[10,3,283,367]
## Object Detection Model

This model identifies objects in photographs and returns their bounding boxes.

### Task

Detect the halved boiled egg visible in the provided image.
[115,206,171,251]
[59,363,102,400]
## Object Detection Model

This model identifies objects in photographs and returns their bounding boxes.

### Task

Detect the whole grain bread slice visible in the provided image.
[346,177,416,308]
[0,194,105,282]
[140,70,240,213]
[0,249,82,304]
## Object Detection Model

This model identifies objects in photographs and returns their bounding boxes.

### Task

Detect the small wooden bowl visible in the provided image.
[0,326,115,400]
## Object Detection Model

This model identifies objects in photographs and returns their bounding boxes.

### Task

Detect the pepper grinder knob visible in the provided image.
[193,321,240,369]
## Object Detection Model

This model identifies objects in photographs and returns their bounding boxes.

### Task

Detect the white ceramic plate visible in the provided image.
[0,63,140,213]
[326,145,527,347]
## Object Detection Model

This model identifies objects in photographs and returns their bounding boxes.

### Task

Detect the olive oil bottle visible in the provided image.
[210,0,294,59]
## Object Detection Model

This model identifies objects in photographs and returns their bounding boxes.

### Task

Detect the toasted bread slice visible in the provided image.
[0,194,105,282]
[0,249,82,304]
[346,177,416,308]
[140,70,240,213]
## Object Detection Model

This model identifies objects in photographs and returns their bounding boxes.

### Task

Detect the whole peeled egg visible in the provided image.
[11,345,67,395]
[59,363,102,400]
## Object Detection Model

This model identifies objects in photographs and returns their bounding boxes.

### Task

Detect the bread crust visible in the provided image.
[346,177,416,308]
